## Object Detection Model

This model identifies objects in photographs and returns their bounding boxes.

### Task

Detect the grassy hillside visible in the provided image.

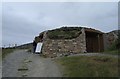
[56,56,119,77]
[47,27,82,39]
[2,43,33,59]
[2,48,15,59]
[16,43,32,49]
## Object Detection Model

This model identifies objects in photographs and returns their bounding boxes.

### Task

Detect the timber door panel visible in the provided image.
[86,33,99,52]
[86,36,93,52]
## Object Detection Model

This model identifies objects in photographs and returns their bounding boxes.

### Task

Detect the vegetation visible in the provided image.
[104,39,119,55]
[109,40,118,51]
[16,43,32,49]
[47,27,82,39]
[2,43,33,59]
[2,48,15,59]
[104,50,118,55]
[56,56,119,77]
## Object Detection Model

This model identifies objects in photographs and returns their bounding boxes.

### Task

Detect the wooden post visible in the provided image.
[98,34,100,52]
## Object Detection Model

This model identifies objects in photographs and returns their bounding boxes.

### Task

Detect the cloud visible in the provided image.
[2,2,118,46]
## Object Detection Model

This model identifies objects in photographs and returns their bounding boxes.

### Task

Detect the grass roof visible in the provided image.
[47,27,82,39]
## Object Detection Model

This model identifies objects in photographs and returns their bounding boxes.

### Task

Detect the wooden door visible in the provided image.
[86,36,94,52]
[86,33,99,52]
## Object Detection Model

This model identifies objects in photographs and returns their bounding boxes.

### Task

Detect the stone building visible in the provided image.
[34,26,105,57]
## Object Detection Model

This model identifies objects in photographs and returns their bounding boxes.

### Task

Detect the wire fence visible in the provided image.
[2,44,18,48]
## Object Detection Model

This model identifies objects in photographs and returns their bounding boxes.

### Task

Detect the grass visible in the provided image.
[47,27,82,39]
[2,48,15,59]
[103,50,119,55]
[104,39,119,55]
[56,56,119,77]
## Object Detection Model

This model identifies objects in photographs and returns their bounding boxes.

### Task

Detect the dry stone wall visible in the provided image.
[103,31,118,50]
[42,28,86,57]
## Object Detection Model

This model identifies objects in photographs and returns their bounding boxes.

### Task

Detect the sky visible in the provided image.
[1,2,118,47]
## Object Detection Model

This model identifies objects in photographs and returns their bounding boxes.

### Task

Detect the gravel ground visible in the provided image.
[2,50,61,77]
[2,49,118,77]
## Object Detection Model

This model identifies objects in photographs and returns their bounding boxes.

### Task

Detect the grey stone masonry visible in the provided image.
[42,28,86,57]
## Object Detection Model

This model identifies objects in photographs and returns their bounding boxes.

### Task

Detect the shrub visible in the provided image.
[108,40,118,51]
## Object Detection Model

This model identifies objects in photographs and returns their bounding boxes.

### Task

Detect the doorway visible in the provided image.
[86,32,99,52]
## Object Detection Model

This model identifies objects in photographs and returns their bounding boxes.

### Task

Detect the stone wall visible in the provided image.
[42,28,86,57]
[103,31,118,50]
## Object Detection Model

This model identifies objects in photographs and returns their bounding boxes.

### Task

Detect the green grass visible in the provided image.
[103,50,119,55]
[104,39,119,55]
[47,27,82,39]
[2,48,15,59]
[56,56,119,77]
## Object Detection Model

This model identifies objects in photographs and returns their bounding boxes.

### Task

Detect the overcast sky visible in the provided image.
[2,2,118,47]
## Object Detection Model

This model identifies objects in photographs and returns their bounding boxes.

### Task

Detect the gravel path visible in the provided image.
[2,50,61,77]
[2,49,118,77]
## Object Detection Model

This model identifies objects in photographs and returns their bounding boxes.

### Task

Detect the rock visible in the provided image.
[18,65,28,71]
[18,68,28,71]
[24,59,32,63]
[22,74,27,77]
